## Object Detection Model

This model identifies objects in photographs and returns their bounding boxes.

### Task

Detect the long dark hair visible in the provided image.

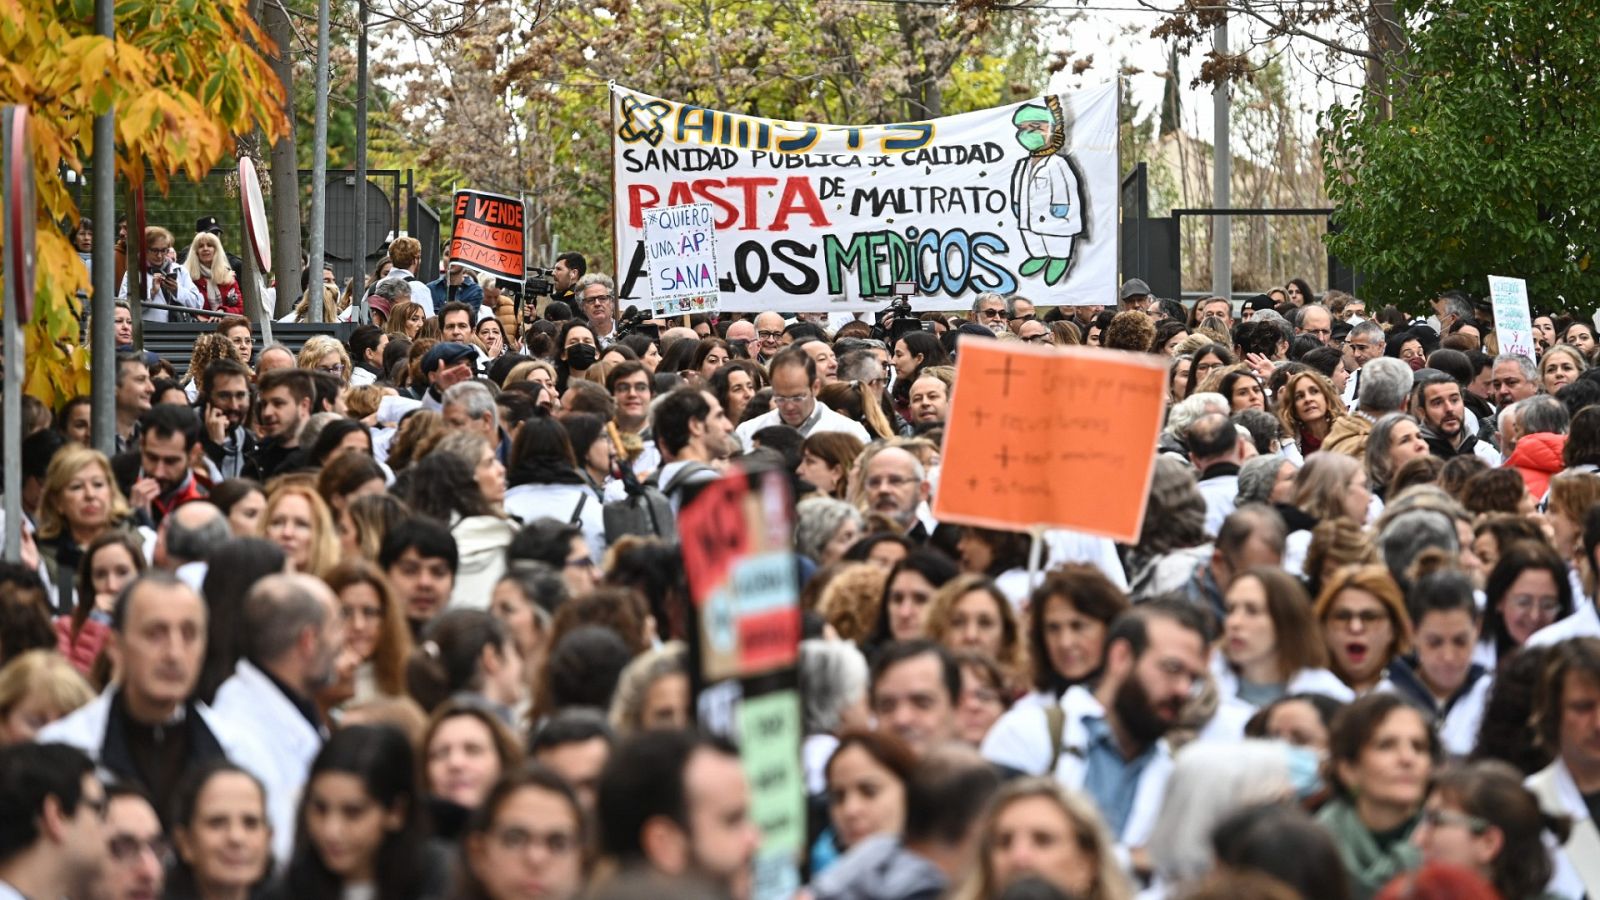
[1026,564,1130,695]
[1483,539,1572,661]
[404,451,500,522]
[866,549,959,646]
[286,726,433,900]
[892,331,947,407]
[406,609,514,713]
[196,538,287,704]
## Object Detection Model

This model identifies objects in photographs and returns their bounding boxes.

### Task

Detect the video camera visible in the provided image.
[871,282,932,343]
[613,305,658,342]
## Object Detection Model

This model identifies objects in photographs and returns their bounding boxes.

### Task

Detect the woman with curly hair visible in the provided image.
[1280,369,1349,457]
[923,574,1027,682]
[816,562,890,643]
[178,332,241,402]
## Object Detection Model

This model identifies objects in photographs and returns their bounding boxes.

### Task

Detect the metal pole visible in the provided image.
[266,0,301,319]
[90,0,116,455]
[1211,15,1232,300]
[306,0,330,322]
[353,0,369,323]
[2,112,19,563]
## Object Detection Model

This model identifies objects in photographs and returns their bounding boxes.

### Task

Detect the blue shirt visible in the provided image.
[1081,715,1157,838]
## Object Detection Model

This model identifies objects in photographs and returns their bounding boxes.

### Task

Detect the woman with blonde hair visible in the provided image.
[298,334,352,386]
[261,478,340,578]
[1283,452,1373,576]
[924,574,1026,680]
[34,445,146,612]
[292,281,340,324]
[0,649,95,745]
[183,231,243,314]
[385,299,426,340]
[1539,343,1587,394]
[1303,518,1379,598]
[1279,369,1349,457]
[323,560,412,702]
[957,777,1131,900]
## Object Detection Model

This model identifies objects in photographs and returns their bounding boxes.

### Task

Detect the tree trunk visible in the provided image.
[265,0,302,317]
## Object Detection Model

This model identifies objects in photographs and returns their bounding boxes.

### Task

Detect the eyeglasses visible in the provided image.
[492,826,579,857]
[866,475,916,489]
[1023,333,1051,343]
[1507,595,1563,616]
[980,309,1007,319]
[1329,609,1388,628]
[108,834,172,864]
[772,393,811,405]
[564,556,595,571]
[316,364,345,375]
[583,294,614,305]
[757,330,785,341]
[1420,808,1488,833]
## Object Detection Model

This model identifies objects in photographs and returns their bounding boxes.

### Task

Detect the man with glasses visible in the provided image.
[576,274,620,346]
[198,360,254,483]
[1119,278,1152,312]
[752,310,786,363]
[733,347,869,450]
[1017,318,1052,344]
[0,743,108,900]
[981,600,1210,853]
[94,785,165,900]
[1342,320,1388,406]
[1296,304,1334,346]
[118,225,201,322]
[970,292,1011,335]
[1007,295,1036,334]
[863,446,936,542]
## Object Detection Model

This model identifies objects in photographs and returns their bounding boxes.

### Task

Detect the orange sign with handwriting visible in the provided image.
[933,341,1167,543]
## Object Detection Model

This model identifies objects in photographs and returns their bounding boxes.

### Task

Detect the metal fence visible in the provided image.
[65,167,437,296]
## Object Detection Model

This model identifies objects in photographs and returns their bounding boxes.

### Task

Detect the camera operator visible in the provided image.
[550,250,585,306]
[118,225,203,322]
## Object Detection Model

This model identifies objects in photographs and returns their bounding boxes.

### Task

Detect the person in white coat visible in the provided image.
[1008,101,1083,286]
[119,226,203,322]
[1213,567,1353,715]
[981,600,1210,857]
[734,348,869,451]
[37,574,282,853]
[1525,637,1600,899]
[502,411,606,565]
[210,574,343,863]
[1187,413,1245,537]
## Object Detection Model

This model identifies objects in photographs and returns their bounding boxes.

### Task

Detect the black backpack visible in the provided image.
[600,462,715,543]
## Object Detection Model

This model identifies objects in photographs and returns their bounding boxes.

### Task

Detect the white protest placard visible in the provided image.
[610,83,1119,313]
[642,202,719,318]
[1488,275,1534,360]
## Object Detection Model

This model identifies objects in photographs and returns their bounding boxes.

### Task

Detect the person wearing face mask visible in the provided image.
[1007,102,1082,286]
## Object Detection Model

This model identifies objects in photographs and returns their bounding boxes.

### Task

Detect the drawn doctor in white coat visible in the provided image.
[1010,101,1083,286]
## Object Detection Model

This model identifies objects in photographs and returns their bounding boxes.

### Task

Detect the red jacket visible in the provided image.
[54,615,110,676]
[1505,431,1566,497]
[194,275,244,315]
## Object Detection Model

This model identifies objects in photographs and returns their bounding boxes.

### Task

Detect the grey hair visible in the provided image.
[607,641,687,735]
[836,349,881,384]
[1252,309,1294,344]
[1140,456,1209,550]
[1439,291,1474,322]
[971,291,1012,317]
[1291,304,1329,328]
[1520,395,1570,436]
[496,560,568,626]
[1164,391,1229,441]
[798,639,869,734]
[297,411,343,452]
[372,276,409,302]
[258,342,295,363]
[1147,740,1295,883]
[1349,320,1385,345]
[1378,508,1458,586]
[432,430,492,466]
[1236,454,1291,506]
[164,502,229,564]
[242,573,333,665]
[576,272,615,294]
[1494,353,1538,383]
[1356,357,1414,413]
[1365,413,1420,490]
[443,380,500,431]
[794,496,866,562]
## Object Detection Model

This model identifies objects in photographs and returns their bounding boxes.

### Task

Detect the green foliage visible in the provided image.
[1322,0,1600,312]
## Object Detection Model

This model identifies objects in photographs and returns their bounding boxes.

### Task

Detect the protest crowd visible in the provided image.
[9,218,1600,900]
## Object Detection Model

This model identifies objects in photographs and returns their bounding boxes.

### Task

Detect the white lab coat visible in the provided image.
[1527,758,1599,899]
[503,481,607,564]
[211,660,327,862]
[981,685,1171,851]
[1208,652,1355,709]
[1011,154,1082,240]
[37,688,292,859]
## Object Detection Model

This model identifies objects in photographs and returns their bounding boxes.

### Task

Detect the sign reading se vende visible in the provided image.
[448,190,525,282]
[934,341,1168,544]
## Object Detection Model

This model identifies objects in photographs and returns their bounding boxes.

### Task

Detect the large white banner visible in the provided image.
[610,83,1119,313]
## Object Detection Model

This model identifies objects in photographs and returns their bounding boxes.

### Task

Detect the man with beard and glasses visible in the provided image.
[980,599,1209,853]
[1411,368,1501,465]
[197,359,256,481]
[210,574,343,861]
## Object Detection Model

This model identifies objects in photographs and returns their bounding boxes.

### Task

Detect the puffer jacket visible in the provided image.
[1506,431,1566,497]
